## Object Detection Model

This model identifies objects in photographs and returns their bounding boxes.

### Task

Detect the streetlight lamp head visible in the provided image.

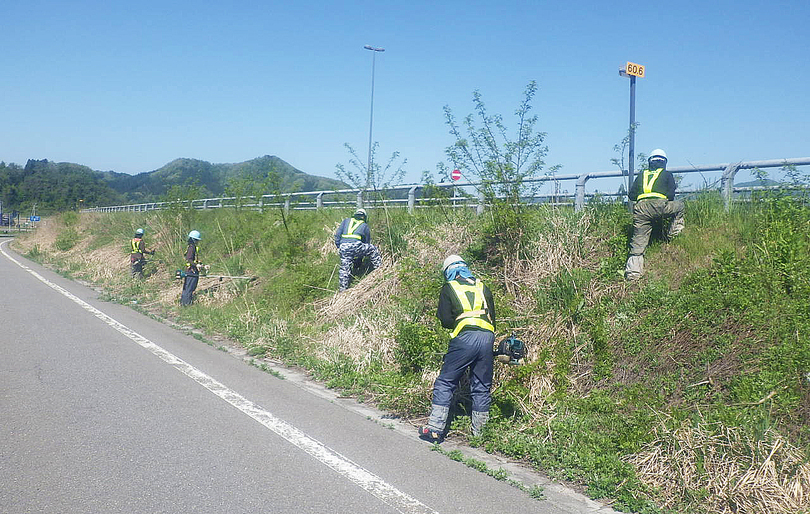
[364,45,385,52]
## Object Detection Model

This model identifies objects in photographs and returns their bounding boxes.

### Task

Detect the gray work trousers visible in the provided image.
[625,198,685,280]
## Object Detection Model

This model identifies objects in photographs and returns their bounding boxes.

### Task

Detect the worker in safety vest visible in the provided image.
[130,228,154,278]
[334,208,382,291]
[180,230,202,306]
[419,255,496,442]
[625,149,685,280]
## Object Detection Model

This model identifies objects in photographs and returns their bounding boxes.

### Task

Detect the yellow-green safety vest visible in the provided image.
[637,168,668,200]
[131,238,142,254]
[342,218,365,240]
[185,243,201,268]
[448,278,495,338]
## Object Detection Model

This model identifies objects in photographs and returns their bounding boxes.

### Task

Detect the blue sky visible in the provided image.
[1,0,807,193]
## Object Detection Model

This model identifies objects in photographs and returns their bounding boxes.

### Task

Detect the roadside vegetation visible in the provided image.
[12,183,810,513]
[11,85,810,513]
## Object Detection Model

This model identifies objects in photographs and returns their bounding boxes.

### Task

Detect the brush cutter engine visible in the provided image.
[494,334,525,365]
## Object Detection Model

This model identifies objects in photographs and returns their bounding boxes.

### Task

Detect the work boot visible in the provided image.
[471,410,489,437]
[419,404,449,442]
[417,426,444,443]
[624,255,644,281]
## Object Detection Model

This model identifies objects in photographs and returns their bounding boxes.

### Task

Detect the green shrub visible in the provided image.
[61,211,79,226]
[394,321,447,374]
[54,228,79,251]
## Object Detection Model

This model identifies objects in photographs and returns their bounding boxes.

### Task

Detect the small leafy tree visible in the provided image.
[336,142,408,259]
[161,180,205,220]
[159,180,206,248]
[225,173,258,210]
[262,169,296,239]
[442,81,556,264]
[611,123,650,192]
[335,142,407,199]
[783,163,808,189]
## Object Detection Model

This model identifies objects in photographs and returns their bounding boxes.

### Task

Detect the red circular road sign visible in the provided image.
[451,169,462,181]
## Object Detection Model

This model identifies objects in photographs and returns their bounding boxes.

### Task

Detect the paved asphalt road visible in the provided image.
[0,239,616,514]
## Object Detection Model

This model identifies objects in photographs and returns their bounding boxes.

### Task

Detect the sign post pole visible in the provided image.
[451,169,461,209]
[620,61,645,212]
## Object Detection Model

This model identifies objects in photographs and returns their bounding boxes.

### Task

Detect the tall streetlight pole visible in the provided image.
[364,45,384,190]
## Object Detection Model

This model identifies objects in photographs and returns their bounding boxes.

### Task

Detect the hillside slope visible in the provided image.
[12,194,810,514]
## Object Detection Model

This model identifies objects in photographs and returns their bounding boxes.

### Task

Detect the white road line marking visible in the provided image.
[1,241,438,514]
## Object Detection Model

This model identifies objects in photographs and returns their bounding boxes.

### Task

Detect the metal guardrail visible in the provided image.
[83,157,810,215]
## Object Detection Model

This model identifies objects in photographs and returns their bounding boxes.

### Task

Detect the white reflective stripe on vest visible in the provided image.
[448,279,494,338]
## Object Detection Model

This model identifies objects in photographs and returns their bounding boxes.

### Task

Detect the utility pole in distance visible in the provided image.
[619,61,645,212]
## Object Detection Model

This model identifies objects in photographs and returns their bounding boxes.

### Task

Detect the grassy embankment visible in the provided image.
[13,194,810,514]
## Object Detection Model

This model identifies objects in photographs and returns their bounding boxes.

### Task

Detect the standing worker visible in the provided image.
[130,228,155,278]
[180,230,202,306]
[419,255,496,442]
[625,149,685,280]
[334,208,382,292]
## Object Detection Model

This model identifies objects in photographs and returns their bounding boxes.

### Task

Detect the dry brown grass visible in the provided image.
[78,245,129,282]
[629,421,810,514]
[310,222,475,385]
[13,215,60,253]
[313,312,397,371]
[315,223,470,322]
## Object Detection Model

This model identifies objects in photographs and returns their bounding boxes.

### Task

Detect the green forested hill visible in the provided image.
[0,159,127,213]
[0,156,348,213]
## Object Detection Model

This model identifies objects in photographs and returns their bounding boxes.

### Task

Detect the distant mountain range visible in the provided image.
[0,156,348,213]
[733,178,781,187]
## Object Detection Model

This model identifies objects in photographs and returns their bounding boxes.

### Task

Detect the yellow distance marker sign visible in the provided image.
[625,61,645,78]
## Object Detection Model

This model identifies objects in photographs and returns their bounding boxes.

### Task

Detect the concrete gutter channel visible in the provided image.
[154,316,621,514]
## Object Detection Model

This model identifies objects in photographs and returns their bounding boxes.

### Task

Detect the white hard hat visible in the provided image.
[649,149,667,161]
[354,208,367,218]
[188,230,201,240]
[442,254,466,272]
[135,228,144,236]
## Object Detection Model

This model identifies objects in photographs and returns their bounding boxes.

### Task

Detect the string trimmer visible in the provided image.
[174,269,255,282]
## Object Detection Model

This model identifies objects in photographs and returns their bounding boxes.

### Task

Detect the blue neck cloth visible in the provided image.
[445,264,474,282]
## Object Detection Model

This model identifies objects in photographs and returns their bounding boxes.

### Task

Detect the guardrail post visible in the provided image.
[316,192,324,210]
[575,173,590,212]
[476,190,485,216]
[720,163,741,211]
[284,197,291,216]
[356,191,363,209]
[408,186,418,214]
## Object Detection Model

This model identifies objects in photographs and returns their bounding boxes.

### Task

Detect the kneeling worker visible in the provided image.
[419,255,496,442]
[625,148,685,280]
[334,208,382,292]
